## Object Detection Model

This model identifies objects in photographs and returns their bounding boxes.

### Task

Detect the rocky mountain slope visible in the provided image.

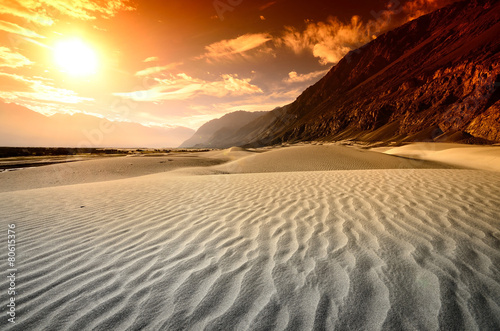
[179,110,267,148]
[231,0,500,146]
[0,102,194,148]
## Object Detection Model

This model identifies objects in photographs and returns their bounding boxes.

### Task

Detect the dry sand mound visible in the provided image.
[213,144,456,173]
[384,143,500,172]
[2,167,500,330]
[201,146,257,162]
[0,154,225,192]
[227,146,248,152]
[0,144,463,193]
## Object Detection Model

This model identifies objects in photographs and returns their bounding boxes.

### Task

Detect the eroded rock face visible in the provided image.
[244,0,500,145]
[467,101,500,142]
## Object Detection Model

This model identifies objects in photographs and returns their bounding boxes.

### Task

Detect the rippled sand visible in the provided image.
[1,144,499,330]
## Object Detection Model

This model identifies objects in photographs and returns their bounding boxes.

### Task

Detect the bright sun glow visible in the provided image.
[54,39,98,76]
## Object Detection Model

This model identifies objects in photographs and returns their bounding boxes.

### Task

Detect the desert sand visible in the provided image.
[382,143,500,172]
[0,153,225,193]
[1,143,500,330]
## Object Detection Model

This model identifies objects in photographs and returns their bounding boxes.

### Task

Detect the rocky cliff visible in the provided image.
[238,0,500,146]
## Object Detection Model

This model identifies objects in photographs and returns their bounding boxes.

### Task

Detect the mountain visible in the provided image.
[0,102,194,148]
[222,0,500,146]
[179,110,268,148]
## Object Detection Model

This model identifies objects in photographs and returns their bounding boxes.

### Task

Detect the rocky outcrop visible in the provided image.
[467,100,500,141]
[238,0,500,146]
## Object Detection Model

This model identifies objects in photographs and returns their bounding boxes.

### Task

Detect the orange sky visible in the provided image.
[0,0,457,130]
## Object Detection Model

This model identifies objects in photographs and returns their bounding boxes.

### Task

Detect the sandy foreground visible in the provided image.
[1,143,500,330]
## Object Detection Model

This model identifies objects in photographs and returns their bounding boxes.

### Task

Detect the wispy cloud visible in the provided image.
[213,87,304,113]
[278,0,456,65]
[114,73,263,102]
[199,33,274,61]
[0,73,33,92]
[0,5,53,26]
[169,87,303,129]
[135,62,183,77]
[0,47,33,68]
[0,0,134,25]
[143,56,159,63]
[403,0,457,21]
[0,73,93,109]
[278,16,378,65]
[0,20,45,38]
[284,69,330,84]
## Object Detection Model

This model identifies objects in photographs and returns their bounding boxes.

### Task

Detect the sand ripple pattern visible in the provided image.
[1,169,500,330]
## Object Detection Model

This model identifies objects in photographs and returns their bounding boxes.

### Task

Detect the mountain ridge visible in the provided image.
[0,102,194,148]
[214,0,500,147]
[179,110,268,148]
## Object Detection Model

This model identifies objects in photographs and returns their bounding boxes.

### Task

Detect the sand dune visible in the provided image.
[0,154,225,192]
[0,144,456,193]
[383,143,500,172]
[210,144,457,174]
[1,144,500,330]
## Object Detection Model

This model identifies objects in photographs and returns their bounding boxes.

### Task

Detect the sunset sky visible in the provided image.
[0,0,456,130]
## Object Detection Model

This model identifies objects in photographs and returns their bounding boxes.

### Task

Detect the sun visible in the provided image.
[54,39,98,76]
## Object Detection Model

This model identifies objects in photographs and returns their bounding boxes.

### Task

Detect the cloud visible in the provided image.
[200,33,273,61]
[279,16,378,65]
[0,72,33,92]
[0,47,33,68]
[0,4,53,26]
[114,73,263,102]
[278,0,457,65]
[214,87,304,113]
[284,69,330,84]
[0,71,94,118]
[143,56,159,63]
[46,0,135,19]
[217,74,263,95]
[0,72,93,106]
[403,0,457,21]
[135,62,183,77]
[0,20,45,38]
[368,0,456,24]
[0,0,134,25]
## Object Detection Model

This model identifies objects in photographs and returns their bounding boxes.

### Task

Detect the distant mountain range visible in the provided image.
[0,102,194,148]
[184,0,500,148]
